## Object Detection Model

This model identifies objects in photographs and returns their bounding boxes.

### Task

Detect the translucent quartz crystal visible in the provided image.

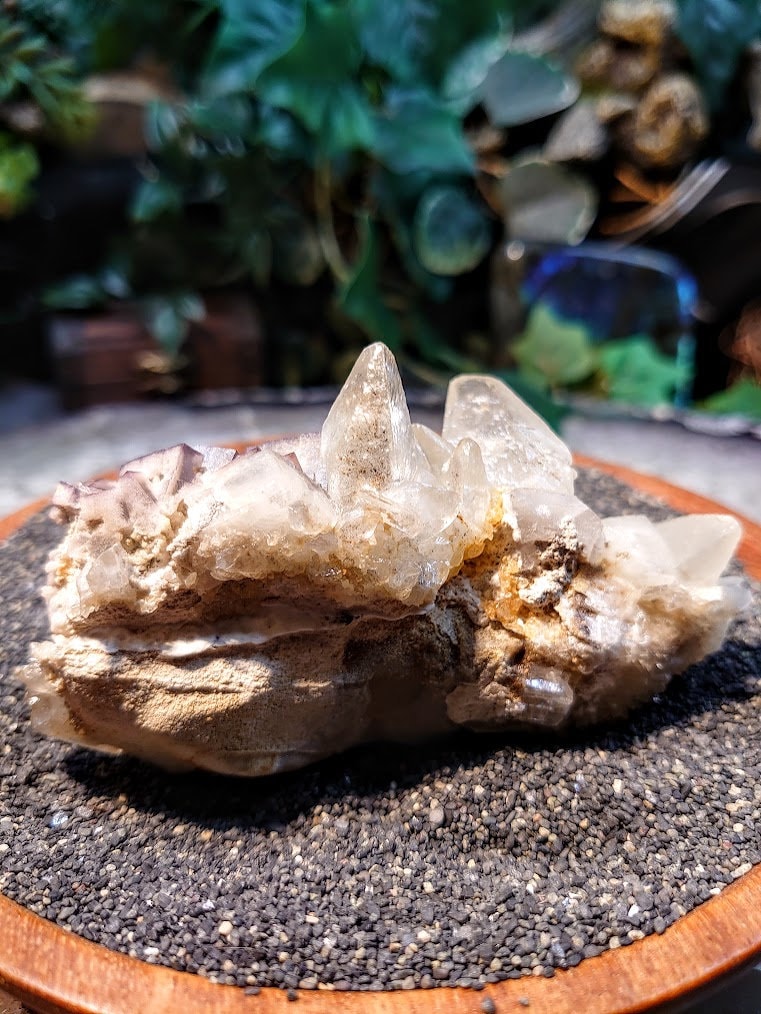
[24,343,750,776]
[442,375,575,493]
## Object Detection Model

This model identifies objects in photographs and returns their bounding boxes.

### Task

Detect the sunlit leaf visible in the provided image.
[413,184,491,275]
[512,303,597,388]
[598,335,692,407]
[701,377,761,419]
[482,50,578,127]
[0,134,38,217]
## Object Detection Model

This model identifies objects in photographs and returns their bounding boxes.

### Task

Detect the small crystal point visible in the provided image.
[442,375,574,493]
[655,514,742,584]
[321,343,420,505]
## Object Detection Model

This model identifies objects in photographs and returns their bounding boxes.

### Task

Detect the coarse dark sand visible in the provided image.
[0,470,759,992]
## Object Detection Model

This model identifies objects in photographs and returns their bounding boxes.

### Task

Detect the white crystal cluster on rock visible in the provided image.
[25,344,749,775]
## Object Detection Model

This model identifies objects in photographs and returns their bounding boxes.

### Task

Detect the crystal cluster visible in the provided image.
[25,344,748,775]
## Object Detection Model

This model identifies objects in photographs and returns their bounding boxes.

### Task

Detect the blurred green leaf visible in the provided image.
[482,50,579,126]
[0,134,38,217]
[701,377,761,419]
[186,95,256,142]
[353,0,438,81]
[598,335,691,407]
[144,100,183,151]
[43,274,105,310]
[675,0,761,109]
[512,303,597,387]
[373,88,474,176]
[256,3,373,154]
[441,32,511,114]
[417,0,508,85]
[338,217,402,347]
[502,158,596,244]
[176,291,206,322]
[145,297,190,356]
[256,104,313,159]
[131,177,183,223]
[413,184,491,276]
[320,84,375,156]
[97,261,132,300]
[204,0,305,95]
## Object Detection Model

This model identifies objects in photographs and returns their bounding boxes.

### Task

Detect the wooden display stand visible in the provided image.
[1,456,760,1014]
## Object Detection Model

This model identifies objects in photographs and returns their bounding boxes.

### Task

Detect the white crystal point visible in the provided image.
[509,489,604,564]
[655,514,742,584]
[265,433,326,489]
[442,375,574,493]
[321,342,422,505]
[601,515,677,585]
[120,444,203,497]
[412,423,453,474]
[443,437,491,537]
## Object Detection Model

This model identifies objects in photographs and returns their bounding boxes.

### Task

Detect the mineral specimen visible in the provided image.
[24,344,749,775]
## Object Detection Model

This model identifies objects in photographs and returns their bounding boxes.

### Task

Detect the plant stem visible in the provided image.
[314,160,348,284]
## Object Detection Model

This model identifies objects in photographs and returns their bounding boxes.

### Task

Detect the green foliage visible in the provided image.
[701,377,761,420]
[338,217,402,348]
[510,303,693,411]
[42,0,535,363]
[0,133,39,217]
[512,304,597,387]
[675,0,761,110]
[597,336,692,407]
[0,13,93,142]
[26,0,600,399]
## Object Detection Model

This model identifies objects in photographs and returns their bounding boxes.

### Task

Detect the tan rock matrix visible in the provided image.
[24,344,749,775]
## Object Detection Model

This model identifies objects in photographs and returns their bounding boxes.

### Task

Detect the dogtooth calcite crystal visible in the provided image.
[24,343,749,775]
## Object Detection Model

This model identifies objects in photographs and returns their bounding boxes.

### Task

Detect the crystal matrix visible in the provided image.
[24,344,748,775]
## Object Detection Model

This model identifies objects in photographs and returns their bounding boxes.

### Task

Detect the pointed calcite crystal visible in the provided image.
[24,344,749,775]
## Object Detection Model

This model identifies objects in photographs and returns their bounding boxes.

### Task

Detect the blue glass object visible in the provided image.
[520,242,698,406]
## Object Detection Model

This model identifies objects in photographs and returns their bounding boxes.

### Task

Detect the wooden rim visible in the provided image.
[2,456,760,1014]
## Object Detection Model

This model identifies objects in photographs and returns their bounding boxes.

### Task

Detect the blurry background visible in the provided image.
[2,0,761,419]
[0,0,760,521]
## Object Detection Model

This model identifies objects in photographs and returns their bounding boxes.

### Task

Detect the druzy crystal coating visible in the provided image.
[25,344,748,775]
